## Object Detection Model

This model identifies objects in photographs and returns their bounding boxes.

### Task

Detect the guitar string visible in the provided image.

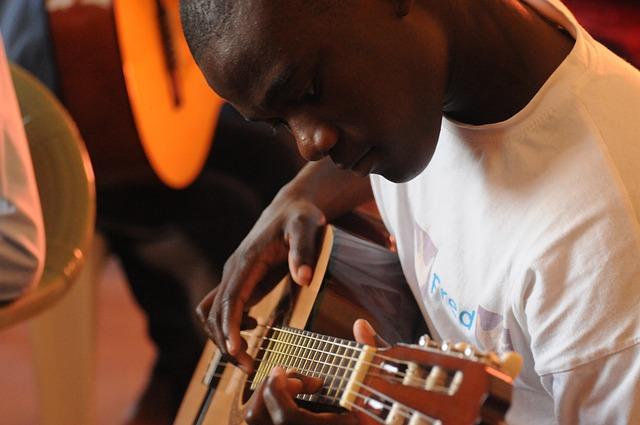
[240,330,449,388]
[204,365,425,425]
[347,390,438,425]
[242,329,411,378]
[254,325,368,353]
[207,361,437,425]
[204,327,467,423]
[294,376,438,425]
[245,345,405,391]
[295,389,391,425]
[247,335,361,402]
[209,330,444,422]
[211,357,450,397]
[263,325,489,373]
[237,324,480,399]
[291,331,353,400]
[310,333,348,399]
[239,332,451,391]
[248,344,449,391]
[249,325,457,369]
[347,403,385,424]
[347,380,438,424]
[230,324,357,400]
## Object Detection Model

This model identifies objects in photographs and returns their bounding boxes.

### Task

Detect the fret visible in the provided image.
[300,329,323,402]
[302,328,316,379]
[269,329,283,383]
[329,339,346,400]
[332,337,346,402]
[282,326,296,370]
[271,326,363,353]
[324,336,343,403]
[277,327,292,370]
[252,328,277,390]
[251,327,369,407]
[267,328,288,385]
[291,329,304,370]
[337,338,356,400]
[327,337,348,398]
[311,334,329,402]
[292,329,305,401]
[318,334,330,378]
[256,335,352,377]
[290,328,305,374]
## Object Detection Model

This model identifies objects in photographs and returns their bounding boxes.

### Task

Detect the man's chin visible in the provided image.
[377,163,426,183]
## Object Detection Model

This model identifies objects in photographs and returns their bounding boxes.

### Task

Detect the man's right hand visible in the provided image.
[196,191,327,374]
[196,158,375,373]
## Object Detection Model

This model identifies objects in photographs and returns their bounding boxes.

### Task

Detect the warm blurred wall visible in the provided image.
[564,0,640,68]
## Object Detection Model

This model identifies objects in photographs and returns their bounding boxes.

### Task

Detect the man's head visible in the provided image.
[181,0,450,182]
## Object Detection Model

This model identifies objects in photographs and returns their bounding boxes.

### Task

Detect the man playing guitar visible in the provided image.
[180,0,640,423]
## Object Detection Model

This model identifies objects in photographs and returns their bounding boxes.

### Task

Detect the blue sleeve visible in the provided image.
[0,0,58,94]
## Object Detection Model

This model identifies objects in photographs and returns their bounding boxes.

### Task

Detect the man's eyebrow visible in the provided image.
[259,64,298,110]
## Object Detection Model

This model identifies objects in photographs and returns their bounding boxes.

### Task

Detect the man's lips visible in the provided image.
[350,147,373,172]
[335,147,373,171]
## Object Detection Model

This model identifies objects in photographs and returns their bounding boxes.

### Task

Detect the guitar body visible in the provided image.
[46,0,223,188]
[176,226,428,425]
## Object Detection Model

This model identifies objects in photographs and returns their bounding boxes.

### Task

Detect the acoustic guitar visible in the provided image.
[175,225,522,425]
[46,0,223,188]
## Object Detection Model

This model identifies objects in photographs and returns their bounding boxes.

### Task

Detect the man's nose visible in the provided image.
[289,115,338,161]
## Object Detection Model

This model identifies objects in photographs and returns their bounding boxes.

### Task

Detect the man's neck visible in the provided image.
[441,0,575,125]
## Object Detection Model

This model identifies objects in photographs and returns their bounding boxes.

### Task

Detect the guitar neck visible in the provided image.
[249,326,363,407]
[246,325,516,425]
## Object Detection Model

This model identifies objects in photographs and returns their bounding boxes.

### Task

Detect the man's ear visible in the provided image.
[393,0,415,17]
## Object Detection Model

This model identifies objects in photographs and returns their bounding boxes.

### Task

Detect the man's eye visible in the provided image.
[302,79,320,102]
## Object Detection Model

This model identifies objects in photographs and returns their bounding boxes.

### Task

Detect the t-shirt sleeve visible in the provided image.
[514,187,640,375]
[541,343,640,424]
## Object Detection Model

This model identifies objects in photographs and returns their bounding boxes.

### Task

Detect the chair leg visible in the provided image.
[28,235,106,425]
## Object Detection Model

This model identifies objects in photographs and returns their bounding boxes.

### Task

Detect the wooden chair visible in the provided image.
[0,64,96,424]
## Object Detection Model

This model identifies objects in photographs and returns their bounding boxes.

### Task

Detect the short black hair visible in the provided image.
[180,0,238,62]
[180,0,349,62]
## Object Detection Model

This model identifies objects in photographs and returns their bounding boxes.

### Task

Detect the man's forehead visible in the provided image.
[203,35,291,109]
[201,6,308,109]
[199,0,354,111]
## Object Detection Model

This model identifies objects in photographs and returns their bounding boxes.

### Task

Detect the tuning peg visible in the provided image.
[418,334,431,347]
[453,342,470,352]
[499,351,523,379]
[440,341,451,352]
[463,346,477,358]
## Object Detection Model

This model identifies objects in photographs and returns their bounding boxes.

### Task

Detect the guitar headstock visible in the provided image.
[340,335,522,425]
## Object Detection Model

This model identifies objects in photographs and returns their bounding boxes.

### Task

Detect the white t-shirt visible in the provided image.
[371,0,640,423]
[0,37,44,301]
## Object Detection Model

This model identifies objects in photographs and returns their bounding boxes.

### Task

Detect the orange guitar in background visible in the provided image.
[46,0,223,188]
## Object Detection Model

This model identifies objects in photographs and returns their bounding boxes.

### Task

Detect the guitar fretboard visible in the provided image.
[251,326,363,406]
